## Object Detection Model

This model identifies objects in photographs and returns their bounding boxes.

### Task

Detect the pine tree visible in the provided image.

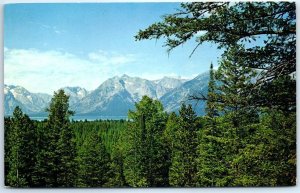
[6,106,36,187]
[108,144,127,187]
[230,109,296,186]
[107,132,127,187]
[215,47,256,114]
[4,117,12,186]
[169,104,200,186]
[161,112,180,183]
[196,62,228,186]
[56,123,77,187]
[123,96,168,187]
[197,116,232,186]
[197,47,259,186]
[34,90,76,187]
[212,47,260,185]
[215,47,259,149]
[123,115,146,187]
[32,121,48,186]
[76,132,111,187]
[205,63,219,119]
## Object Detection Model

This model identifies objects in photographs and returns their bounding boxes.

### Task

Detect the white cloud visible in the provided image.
[88,50,135,65]
[4,48,136,94]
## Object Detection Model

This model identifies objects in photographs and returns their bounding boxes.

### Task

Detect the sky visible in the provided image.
[4,3,224,94]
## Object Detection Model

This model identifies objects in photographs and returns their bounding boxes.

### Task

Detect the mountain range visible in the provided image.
[4,72,209,117]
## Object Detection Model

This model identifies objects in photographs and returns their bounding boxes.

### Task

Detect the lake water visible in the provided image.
[30,115,128,121]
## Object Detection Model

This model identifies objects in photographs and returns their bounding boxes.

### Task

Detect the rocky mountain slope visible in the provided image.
[4,73,209,116]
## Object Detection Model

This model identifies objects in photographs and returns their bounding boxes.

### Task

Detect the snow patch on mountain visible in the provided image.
[4,85,52,115]
[4,73,209,116]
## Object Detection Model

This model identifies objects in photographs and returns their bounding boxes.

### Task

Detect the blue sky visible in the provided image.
[4,3,223,94]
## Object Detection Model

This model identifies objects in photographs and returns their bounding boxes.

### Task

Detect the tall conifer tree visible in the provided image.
[35,90,76,187]
[6,106,36,187]
[205,63,219,119]
[123,96,168,187]
[169,104,199,186]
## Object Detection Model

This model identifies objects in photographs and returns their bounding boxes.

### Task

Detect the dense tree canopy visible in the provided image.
[5,95,296,187]
[76,131,110,187]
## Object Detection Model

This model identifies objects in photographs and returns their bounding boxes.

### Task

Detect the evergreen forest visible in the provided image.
[4,2,296,187]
